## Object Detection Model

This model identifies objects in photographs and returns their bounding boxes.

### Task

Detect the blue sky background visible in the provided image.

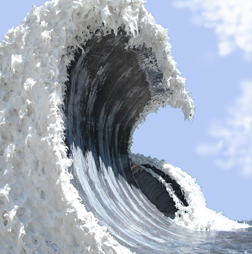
[1,0,251,221]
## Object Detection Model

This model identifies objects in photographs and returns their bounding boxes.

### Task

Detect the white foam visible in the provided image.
[0,0,196,252]
[130,153,250,231]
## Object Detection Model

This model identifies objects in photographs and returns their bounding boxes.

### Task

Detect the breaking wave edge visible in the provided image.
[0,0,251,253]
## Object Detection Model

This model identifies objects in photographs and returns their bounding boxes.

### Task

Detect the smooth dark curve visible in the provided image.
[64,28,187,219]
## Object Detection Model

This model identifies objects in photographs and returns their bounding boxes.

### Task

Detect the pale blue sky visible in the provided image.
[134,0,252,221]
[1,0,251,221]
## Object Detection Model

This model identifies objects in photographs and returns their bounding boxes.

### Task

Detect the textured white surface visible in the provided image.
[2,0,249,252]
[0,0,194,252]
[130,154,249,231]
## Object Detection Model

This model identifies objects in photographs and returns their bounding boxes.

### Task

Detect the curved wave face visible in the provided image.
[0,0,251,253]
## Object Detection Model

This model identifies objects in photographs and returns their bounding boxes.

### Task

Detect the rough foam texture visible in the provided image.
[130,154,249,231]
[0,0,194,253]
[0,0,248,253]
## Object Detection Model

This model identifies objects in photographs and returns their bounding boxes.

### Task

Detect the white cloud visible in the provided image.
[196,81,252,177]
[173,0,252,58]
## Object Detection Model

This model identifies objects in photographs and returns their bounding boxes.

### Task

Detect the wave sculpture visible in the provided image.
[0,0,251,253]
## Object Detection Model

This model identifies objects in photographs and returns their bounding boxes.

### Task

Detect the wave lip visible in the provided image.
[0,0,251,253]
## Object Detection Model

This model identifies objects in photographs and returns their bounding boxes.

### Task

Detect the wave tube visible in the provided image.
[0,0,251,253]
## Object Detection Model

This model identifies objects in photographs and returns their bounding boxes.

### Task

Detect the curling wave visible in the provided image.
[0,0,251,253]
